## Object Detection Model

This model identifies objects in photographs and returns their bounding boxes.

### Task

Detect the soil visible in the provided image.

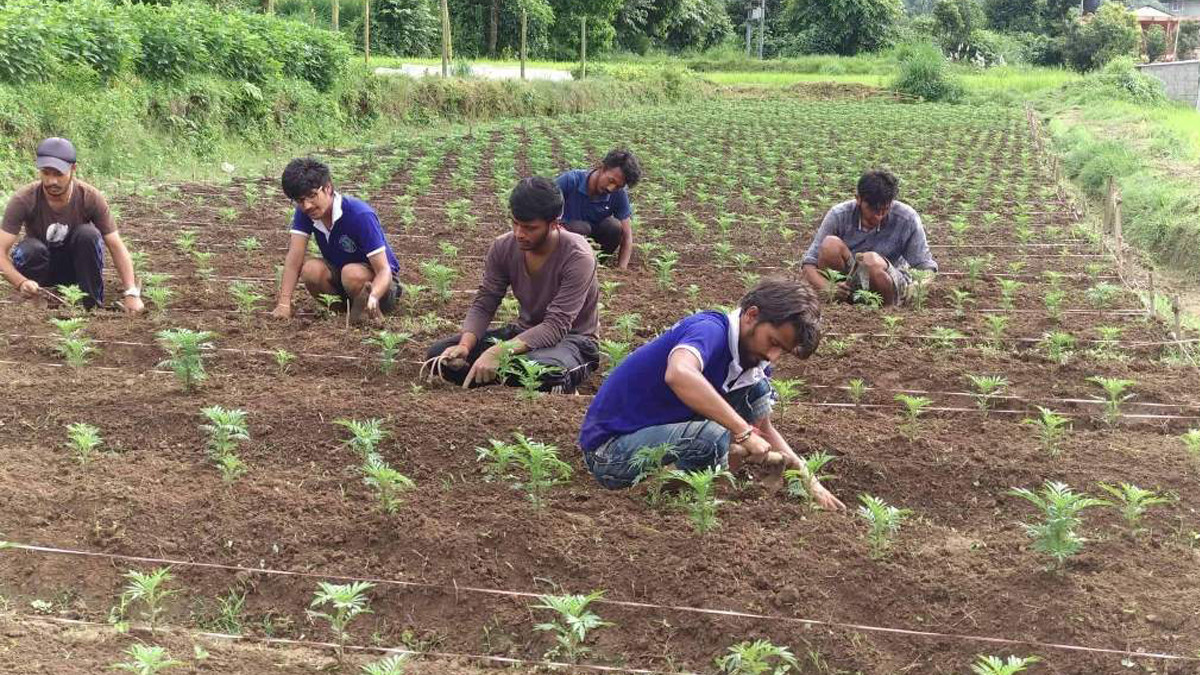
[2,97,1199,675]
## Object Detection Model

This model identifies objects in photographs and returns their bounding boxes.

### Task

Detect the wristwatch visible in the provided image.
[123,287,141,298]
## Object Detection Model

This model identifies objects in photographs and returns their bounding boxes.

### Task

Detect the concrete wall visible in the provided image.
[1136,60,1200,109]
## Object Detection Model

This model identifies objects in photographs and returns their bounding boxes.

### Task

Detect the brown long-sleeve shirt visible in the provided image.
[462,231,599,349]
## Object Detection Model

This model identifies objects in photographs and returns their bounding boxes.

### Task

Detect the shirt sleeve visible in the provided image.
[462,237,511,340]
[289,208,312,236]
[902,213,938,272]
[515,247,598,349]
[1,193,28,236]
[801,206,840,267]
[668,319,726,372]
[86,188,116,235]
[352,211,388,258]
[612,189,632,221]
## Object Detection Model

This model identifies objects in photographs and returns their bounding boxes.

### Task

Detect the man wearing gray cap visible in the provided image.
[0,138,143,313]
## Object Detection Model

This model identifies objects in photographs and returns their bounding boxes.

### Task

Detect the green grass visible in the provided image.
[956,65,1081,95]
[370,55,575,71]
[701,71,888,86]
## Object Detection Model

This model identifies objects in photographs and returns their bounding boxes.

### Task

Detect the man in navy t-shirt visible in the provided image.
[556,148,640,269]
[579,279,843,510]
[272,158,401,324]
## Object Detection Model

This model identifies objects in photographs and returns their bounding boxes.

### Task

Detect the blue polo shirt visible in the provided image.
[289,194,400,274]
[556,169,633,225]
[579,310,770,453]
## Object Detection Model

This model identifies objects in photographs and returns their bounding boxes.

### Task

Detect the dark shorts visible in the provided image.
[323,259,401,314]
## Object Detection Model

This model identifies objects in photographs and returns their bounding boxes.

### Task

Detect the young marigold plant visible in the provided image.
[853,289,884,309]
[983,314,1008,351]
[909,268,934,311]
[419,261,457,303]
[1183,429,1200,456]
[112,644,184,675]
[651,251,679,290]
[55,331,95,368]
[971,655,1041,675]
[858,494,911,559]
[361,452,415,514]
[143,285,174,312]
[513,436,573,508]
[669,466,734,534]
[118,567,176,633]
[612,313,641,343]
[532,590,612,662]
[273,348,296,375]
[49,316,86,338]
[309,581,374,662]
[335,418,388,458]
[228,281,264,316]
[511,357,562,400]
[717,639,799,675]
[55,284,88,313]
[1009,481,1108,569]
[881,315,903,347]
[1087,376,1135,425]
[1021,407,1071,457]
[360,655,411,675]
[771,378,805,407]
[784,451,836,507]
[966,374,1008,417]
[156,328,215,392]
[1085,282,1120,308]
[1043,289,1065,323]
[894,394,932,441]
[317,293,342,316]
[818,268,845,304]
[598,340,630,375]
[365,330,412,375]
[1097,482,1171,535]
[949,289,972,318]
[66,422,103,465]
[997,279,1023,310]
[847,378,868,405]
[630,443,675,507]
[201,406,249,482]
[927,326,964,351]
[962,255,991,282]
[1038,331,1075,365]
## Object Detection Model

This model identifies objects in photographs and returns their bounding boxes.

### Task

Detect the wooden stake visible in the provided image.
[580,16,587,80]
[332,0,339,30]
[440,0,451,77]
[520,7,527,81]
[1147,269,1156,319]
[363,0,370,64]
[1172,296,1183,340]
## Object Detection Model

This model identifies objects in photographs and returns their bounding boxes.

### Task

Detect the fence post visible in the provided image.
[363,0,370,64]
[1146,269,1156,320]
[520,8,527,80]
[440,0,451,77]
[1172,295,1183,340]
[332,0,339,30]
[580,17,587,80]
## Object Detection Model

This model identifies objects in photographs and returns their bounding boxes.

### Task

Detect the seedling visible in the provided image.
[156,328,214,391]
[971,655,1041,675]
[613,313,641,343]
[630,443,675,506]
[784,451,836,507]
[771,378,805,407]
[997,279,1023,310]
[717,639,799,675]
[273,348,296,375]
[983,315,1008,351]
[818,268,845,303]
[1022,407,1071,457]
[599,340,630,374]
[1097,482,1171,535]
[1043,289,1064,323]
[112,644,184,674]
[513,358,562,399]
[54,284,88,312]
[963,255,990,282]
[895,394,932,441]
[881,315,903,346]
[335,418,388,458]
[512,436,573,507]
[1183,429,1200,456]
[66,422,102,465]
[193,250,215,279]
[317,293,343,316]
[228,281,264,316]
[853,289,884,309]
[927,327,964,351]
[144,286,174,311]
[308,581,374,661]
[740,271,762,292]
[966,374,1008,416]
[1087,376,1135,425]
[858,494,911,559]
[476,437,522,481]
[1039,331,1075,365]
[1009,481,1108,569]
[237,236,261,253]
[438,241,459,258]
[420,261,457,303]
[361,452,415,514]
[118,567,176,632]
[599,280,621,301]
[712,241,733,263]
[56,333,95,368]
[847,378,868,405]
[669,466,734,534]
[1042,270,1065,290]
[1090,326,1124,360]
[685,283,701,306]
[651,251,679,290]
[366,330,412,375]
[532,591,612,662]
[201,406,249,482]
[949,289,972,318]
[909,268,934,310]
[360,655,412,675]
[1085,282,1120,308]
[50,317,86,337]
[731,252,754,271]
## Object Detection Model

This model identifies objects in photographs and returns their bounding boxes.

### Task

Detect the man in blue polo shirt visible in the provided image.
[579,278,844,510]
[556,148,640,269]
[802,169,937,307]
[272,158,401,324]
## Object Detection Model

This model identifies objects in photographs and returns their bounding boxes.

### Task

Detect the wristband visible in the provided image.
[733,428,754,444]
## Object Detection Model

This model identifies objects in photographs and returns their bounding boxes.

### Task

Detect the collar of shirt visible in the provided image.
[312,193,344,238]
[855,203,888,234]
[723,308,769,392]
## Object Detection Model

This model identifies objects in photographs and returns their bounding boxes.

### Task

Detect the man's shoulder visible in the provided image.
[824,200,857,223]
[75,180,106,198]
[340,194,377,218]
[673,310,729,337]
[560,230,597,257]
[556,169,586,189]
[890,200,920,223]
[7,182,41,208]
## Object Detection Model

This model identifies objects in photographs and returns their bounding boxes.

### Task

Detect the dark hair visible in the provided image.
[856,169,899,210]
[601,148,641,188]
[281,158,332,201]
[509,176,564,223]
[739,278,822,359]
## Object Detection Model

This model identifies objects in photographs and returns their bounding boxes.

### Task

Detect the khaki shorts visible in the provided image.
[845,256,914,306]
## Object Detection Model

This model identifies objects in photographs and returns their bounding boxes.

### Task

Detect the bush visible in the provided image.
[1180,22,1200,59]
[891,42,964,102]
[782,0,904,56]
[51,0,137,81]
[1063,2,1139,72]
[1143,25,1167,63]
[0,1,58,84]
[1058,57,1167,106]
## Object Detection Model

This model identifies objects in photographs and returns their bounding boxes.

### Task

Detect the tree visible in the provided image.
[781,0,902,55]
[1064,2,1139,71]
[1180,21,1200,59]
[1143,24,1166,62]
[983,0,1046,32]
[933,0,984,49]
[616,0,732,53]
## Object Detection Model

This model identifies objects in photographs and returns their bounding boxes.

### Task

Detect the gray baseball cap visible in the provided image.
[35,137,77,173]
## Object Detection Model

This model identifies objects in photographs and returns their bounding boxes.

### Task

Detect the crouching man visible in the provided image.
[578,278,843,509]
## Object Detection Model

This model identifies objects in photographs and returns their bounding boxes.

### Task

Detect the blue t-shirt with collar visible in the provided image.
[556,169,633,225]
[289,194,400,274]
[578,309,770,453]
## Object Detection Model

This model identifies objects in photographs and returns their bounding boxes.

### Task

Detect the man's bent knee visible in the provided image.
[340,263,372,291]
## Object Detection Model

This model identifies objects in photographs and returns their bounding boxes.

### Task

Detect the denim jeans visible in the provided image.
[583,379,774,490]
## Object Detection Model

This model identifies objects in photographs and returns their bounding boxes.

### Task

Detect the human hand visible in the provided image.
[18,279,39,298]
[121,294,145,315]
[463,344,502,388]
[809,478,845,511]
[834,281,852,302]
[271,303,293,320]
[366,294,382,320]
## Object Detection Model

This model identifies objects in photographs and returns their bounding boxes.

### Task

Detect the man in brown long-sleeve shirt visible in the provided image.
[423,176,600,392]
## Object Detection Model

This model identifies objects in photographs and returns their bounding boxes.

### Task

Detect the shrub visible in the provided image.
[1064,2,1139,72]
[0,1,56,84]
[891,42,964,102]
[1143,25,1167,63]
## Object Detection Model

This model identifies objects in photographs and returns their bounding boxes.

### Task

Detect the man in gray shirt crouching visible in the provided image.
[801,169,937,306]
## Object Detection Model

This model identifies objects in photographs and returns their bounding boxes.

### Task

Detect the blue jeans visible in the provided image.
[583,380,774,490]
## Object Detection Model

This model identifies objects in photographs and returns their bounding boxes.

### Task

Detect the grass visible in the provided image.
[701,71,887,87]
[370,56,575,71]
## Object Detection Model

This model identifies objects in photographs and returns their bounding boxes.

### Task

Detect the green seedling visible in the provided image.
[513,436,572,508]
[208,589,247,634]
[599,340,630,374]
[174,230,197,254]
[853,289,884,309]
[997,279,1023,310]
[881,315,903,346]
[771,378,805,407]
[335,418,388,458]
[948,215,970,243]
[740,271,762,292]
[818,268,846,303]
[684,283,701,306]
[712,241,733,263]
[630,443,675,507]
[49,317,86,337]
[308,582,374,661]
[192,250,215,279]
[651,251,679,290]
[966,374,1008,416]
[669,466,734,534]
[731,252,754,271]
[156,328,214,391]
[118,567,176,632]
[963,255,991,282]
[56,333,95,368]
[273,348,296,375]
[1039,331,1075,365]
[420,261,458,303]
[983,314,1008,351]
[366,330,412,375]
[317,293,343,316]
[971,655,1041,675]
[512,357,562,400]
[1042,270,1065,289]
[784,451,836,507]
[824,336,855,357]
[237,236,261,253]
[361,452,415,514]
[66,422,102,465]
[1085,282,1120,308]
[858,494,911,559]
[1183,429,1200,456]
[1043,289,1064,323]
[532,591,612,663]
[1085,262,1105,279]
[1022,407,1071,457]
[228,281,264,316]
[112,644,184,674]
[848,378,868,405]
[599,280,621,301]
[1009,481,1108,569]
[895,394,932,441]
[143,286,174,311]
[613,313,641,343]
[717,639,799,675]
[1090,326,1124,360]
[438,241,459,258]
[1007,261,1027,275]
[927,327,964,351]
[909,268,934,311]
[949,289,972,318]
[360,655,412,675]
[1097,482,1171,535]
[476,437,522,481]
[1087,376,1135,425]
[201,406,249,482]
[55,284,88,312]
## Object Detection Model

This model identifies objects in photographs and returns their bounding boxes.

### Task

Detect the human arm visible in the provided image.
[902,211,938,273]
[616,217,633,270]
[364,251,392,319]
[757,416,844,510]
[103,232,144,314]
[663,349,767,456]
[272,233,309,319]
[0,230,37,297]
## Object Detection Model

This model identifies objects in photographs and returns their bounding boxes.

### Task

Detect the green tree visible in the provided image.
[782,0,902,55]
[616,0,732,53]
[1179,21,1200,59]
[933,0,984,48]
[1143,24,1166,62]
[983,0,1046,32]
[1064,2,1139,71]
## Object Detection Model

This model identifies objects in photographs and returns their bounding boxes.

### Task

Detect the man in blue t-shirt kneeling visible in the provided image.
[556,148,640,270]
[272,158,402,324]
[578,279,844,510]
